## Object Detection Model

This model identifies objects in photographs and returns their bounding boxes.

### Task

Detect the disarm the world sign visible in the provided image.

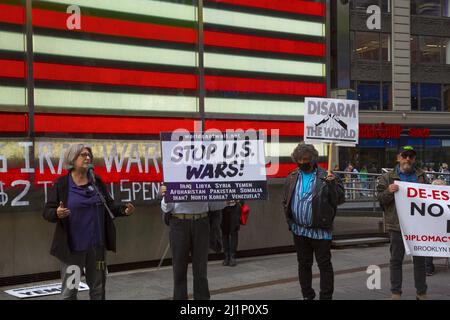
[160,132,267,202]
[304,98,359,146]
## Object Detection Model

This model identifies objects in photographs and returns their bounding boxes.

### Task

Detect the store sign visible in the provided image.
[359,123,402,139]
[161,131,267,202]
[304,97,359,145]
[409,128,430,138]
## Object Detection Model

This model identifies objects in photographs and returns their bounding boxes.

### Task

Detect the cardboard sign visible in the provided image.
[304,98,359,146]
[161,131,267,202]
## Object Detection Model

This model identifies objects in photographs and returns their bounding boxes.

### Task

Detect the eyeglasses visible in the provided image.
[79,152,92,159]
[400,154,415,159]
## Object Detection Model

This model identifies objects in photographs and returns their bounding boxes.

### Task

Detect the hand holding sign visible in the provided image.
[388,184,399,193]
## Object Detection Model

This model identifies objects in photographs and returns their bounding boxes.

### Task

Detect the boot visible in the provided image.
[222,253,230,266]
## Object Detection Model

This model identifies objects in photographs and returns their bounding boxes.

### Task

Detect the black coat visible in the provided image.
[43,174,127,262]
[283,166,346,229]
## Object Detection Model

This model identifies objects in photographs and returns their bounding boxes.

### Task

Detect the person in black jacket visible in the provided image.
[43,144,134,300]
[282,143,345,300]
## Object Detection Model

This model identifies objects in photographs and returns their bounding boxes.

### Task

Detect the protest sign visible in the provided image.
[304,97,359,146]
[394,181,450,257]
[161,131,267,202]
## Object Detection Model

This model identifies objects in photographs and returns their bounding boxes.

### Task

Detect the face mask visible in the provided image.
[298,162,312,172]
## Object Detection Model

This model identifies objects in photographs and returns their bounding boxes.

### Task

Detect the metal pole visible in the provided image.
[25,0,35,181]
[197,0,205,132]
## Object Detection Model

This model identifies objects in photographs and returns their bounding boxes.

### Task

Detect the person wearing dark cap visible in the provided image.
[377,146,429,300]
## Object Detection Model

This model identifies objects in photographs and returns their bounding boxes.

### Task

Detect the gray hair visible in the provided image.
[291,143,319,163]
[64,144,93,170]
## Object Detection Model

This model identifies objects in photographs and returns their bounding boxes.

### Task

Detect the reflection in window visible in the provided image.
[382,0,391,12]
[411,83,418,111]
[381,34,390,61]
[357,81,380,110]
[353,0,380,10]
[445,0,450,17]
[411,36,418,64]
[382,82,391,110]
[354,32,380,60]
[444,38,450,64]
[419,36,442,63]
[420,83,441,111]
[444,84,450,112]
[411,0,441,16]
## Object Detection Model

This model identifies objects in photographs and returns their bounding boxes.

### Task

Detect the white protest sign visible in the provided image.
[4,282,89,299]
[304,97,359,146]
[161,131,267,202]
[394,181,450,257]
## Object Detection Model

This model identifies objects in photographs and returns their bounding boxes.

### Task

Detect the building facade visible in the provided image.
[332,0,450,170]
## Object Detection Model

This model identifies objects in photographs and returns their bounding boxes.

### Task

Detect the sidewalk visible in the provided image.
[1,244,450,300]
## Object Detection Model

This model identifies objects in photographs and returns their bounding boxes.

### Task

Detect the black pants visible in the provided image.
[389,231,427,295]
[293,235,334,300]
[169,216,210,300]
[221,205,240,257]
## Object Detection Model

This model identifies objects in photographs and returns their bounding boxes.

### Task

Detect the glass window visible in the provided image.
[419,36,442,63]
[411,36,418,64]
[354,32,380,60]
[420,83,441,111]
[444,38,450,65]
[445,0,450,17]
[411,83,419,111]
[411,0,441,16]
[381,33,390,61]
[444,84,450,112]
[357,81,381,110]
[382,82,391,110]
[353,0,380,11]
[382,0,391,13]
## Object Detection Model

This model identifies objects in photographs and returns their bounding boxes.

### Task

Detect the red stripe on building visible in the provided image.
[34,62,197,90]
[205,75,325,96]
[0,113,27,133]
[0,4,25,25]
[204,30,325,57]
[34,114,197,134]
[205,119,304,137]
[33,114,308,137]
[32,8,196,44]
[0,59,26,78]
[270,162,328,178]
[206,0,325,17]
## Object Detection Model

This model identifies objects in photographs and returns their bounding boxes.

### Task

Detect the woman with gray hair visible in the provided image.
[43,143,135,300]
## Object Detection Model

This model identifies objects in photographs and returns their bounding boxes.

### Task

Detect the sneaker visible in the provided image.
[426,272,433,276]
[416,294,428,300]
[391,293,401,300]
